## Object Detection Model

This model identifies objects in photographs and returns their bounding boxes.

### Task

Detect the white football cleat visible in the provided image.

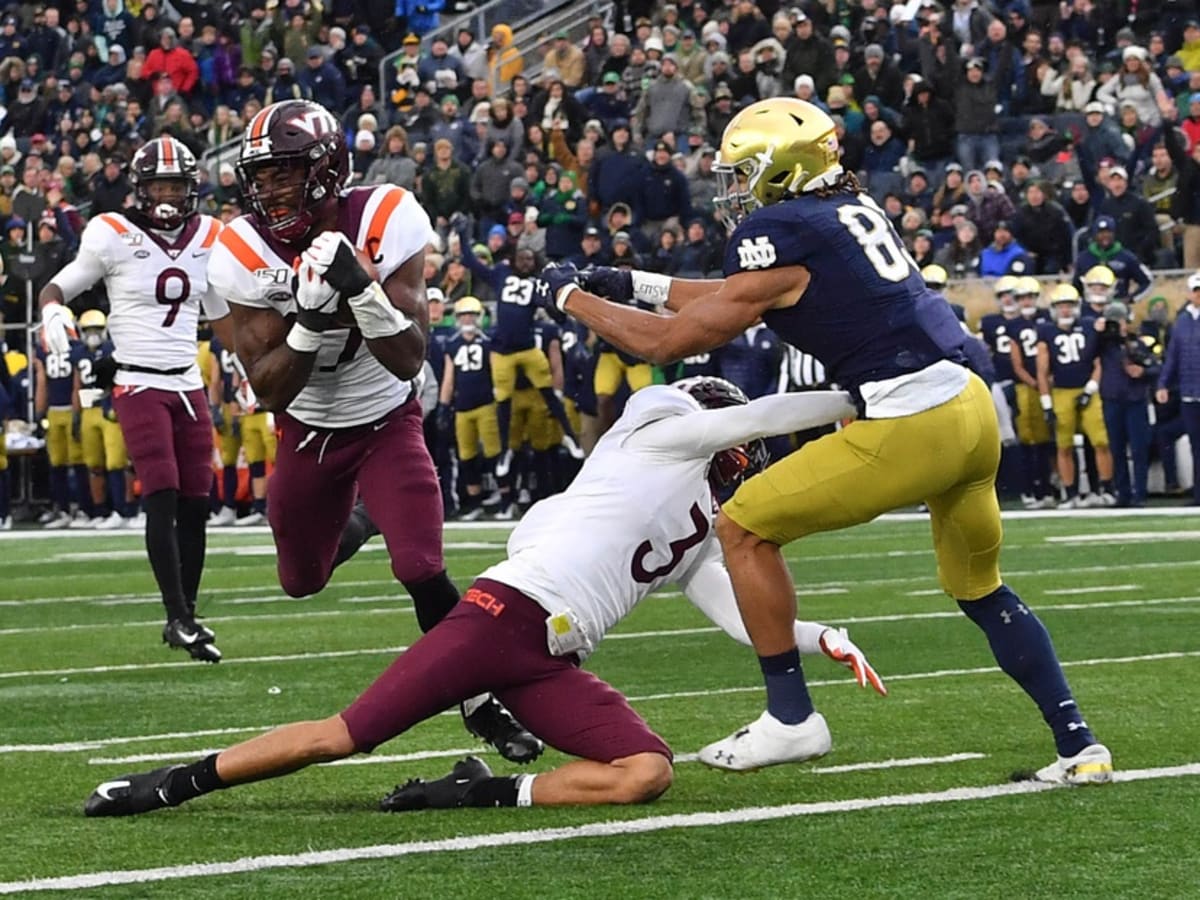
[0,515,11,531]
[124,512,146,530]
[209,506,236,527]
[68,511,95,529]
[234,511,265,527]
[42,511,71,530]
[561,433,585,460]
[698,711,831,772]
[95,511,125,531]
[1034,742,1113,785]
[494,448,514,479]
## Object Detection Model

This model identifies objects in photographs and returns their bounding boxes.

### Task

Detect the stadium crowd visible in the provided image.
[1,0,1200,531]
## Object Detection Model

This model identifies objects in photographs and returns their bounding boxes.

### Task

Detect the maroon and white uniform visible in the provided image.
[207,185,443,596]
[49,211,226,496]
[340,386,855,760]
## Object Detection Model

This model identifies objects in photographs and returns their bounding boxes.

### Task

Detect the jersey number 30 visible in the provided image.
[837,200,917,283]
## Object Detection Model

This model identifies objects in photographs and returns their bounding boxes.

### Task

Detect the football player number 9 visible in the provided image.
[155,267,191,327]
[837,201,917,283]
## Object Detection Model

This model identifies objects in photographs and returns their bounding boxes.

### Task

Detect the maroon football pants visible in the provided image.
[111,386,212,497]
[268,398,444,597]
[341,579,672,763]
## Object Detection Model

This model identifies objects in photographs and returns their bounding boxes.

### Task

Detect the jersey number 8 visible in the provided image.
[837,199,918,283]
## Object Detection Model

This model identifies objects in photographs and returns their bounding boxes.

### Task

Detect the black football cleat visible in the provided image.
[379,756,493,812]
[163,618,222,663]
[461,696,543,764]
[84,765,184,817]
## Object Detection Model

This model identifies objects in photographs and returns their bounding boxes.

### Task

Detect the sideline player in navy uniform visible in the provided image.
[1008,279,1055,507]
[34,322,89,528]
[72,310,130,529]
[454,221,583,475]
[1035,284,1116,508]
[534,97,1111,784]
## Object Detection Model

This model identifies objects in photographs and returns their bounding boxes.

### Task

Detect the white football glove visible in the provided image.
[820,627,888,696]
[41,303,76,354]
[294,260,339,316]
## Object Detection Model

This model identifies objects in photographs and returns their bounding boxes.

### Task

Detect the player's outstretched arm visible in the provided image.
[38,251,106,352]
[633,390,856,459]
[551,266,806,365]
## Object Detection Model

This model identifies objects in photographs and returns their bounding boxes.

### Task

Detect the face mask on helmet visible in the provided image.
[1085,287,1112,308]
[82,328,105,350]
[132,139,199,229]
[1053,303,1077,327]
[1017,295,1039,317]
[674,375,770,491]
[998,293,1018,315]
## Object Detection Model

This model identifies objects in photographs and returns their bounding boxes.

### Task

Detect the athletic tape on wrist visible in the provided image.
[1040,393,1053,411]
[555,282,580,311]
[631,270,672,307]
[285,322,324,354]
[348,282,413,339]
[1084,379,1099,395]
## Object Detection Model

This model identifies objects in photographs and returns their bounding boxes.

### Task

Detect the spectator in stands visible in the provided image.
[487,24,522,96]
[677,218,719,275]
[935,217,982,278]
[862,118,905,178]
[1098,46,1169,127]
[687,145,718,221]
[583,25,610,85]
[676,29,706,84]
[980,219,1032,276]
[96,0,136,54]
[1081,100,1132,164]
[1156,274,1200,506]
[344,24,383,95]
[544,30,585,88]
[932,162,967,213]
[471,138,522,236]
[452,27,488,84]
[1095,164,1160,264]
[904,81,956,174]
[751,38,786,99]
[364,126,418,190]
[1014,180,1073,274]
[1024,117,1069,181]
[299,45,346,112]
[589,119,643,215]
[1143,142,1179,258]
[400,85,437,146]
[1162,99,1200,269]
[532,79,587,147]
[855,43,903,111]
[727,0,770,54]
[980,17,1024,114]
[419,34,465,95]
[423,138,473,233]
[516,207,545,259]
[487,98,525,155]
[585,71,631,131]
[782,11,835,98]
[954,58,1000,172]
[548,124,594,197]
[1042,54,1098,112]
[634,54,699,146]
[1072,215,1154,300]
[144,27,198,98]
[540,169,587,260]
[634,139,691,240]
[967,168,1017,244]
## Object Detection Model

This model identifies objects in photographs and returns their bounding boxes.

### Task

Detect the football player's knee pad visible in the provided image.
[248,460,266,478]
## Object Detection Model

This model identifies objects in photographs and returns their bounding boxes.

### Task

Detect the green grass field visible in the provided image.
[2,511,1199,898]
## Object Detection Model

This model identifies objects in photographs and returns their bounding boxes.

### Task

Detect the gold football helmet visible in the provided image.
[713,97,843,232]
[1082,264,1116,307]
[454,296,484,317]
[921,264,948,289]
[1014,276,1041,297]
[994,274,1019,296]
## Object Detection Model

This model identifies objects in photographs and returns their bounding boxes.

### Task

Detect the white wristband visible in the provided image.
[1084,379,1099,395]
[555,282,580,311]
[348,281,413,339]
[285,322,324,354]
[631,270,672,307]
[1040,393,1053,411]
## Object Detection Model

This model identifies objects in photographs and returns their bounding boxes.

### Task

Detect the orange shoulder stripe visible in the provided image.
[98,214,128,235]
[217,225,269,273]
[200,218,221,249]
[364,186,406,257]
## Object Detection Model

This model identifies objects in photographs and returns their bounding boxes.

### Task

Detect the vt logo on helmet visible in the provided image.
[236,100,350,244]
[712,98,843,234]
[674,376,769,490]
[129,136,200,230]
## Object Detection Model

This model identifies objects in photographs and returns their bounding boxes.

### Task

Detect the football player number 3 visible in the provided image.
[155,267,190,327]
[837,200,917,282]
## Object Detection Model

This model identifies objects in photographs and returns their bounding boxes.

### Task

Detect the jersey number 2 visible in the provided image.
[155,268,190,327]
[837,199,916,283]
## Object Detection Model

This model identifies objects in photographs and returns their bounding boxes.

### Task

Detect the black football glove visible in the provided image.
[532,263,582,324]
[71,410,81,443]
[579,265,634,304]
[1076,391,1094,410]
[436,402,454,435]
[1043,408,1057,429]
[93,354,117,390]
[210,403,225,432]
[302,231,373,297]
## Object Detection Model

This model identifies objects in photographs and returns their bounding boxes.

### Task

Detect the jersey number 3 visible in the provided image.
[837,200,917,283]
[630,503,709,584]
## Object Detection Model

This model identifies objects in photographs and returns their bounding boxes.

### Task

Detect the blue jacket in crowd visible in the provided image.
[1159,307,1200,400]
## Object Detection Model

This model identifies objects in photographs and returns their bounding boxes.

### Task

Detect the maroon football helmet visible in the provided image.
[237,100,350,243]
[674,376,770,490]
[129,136,200,229]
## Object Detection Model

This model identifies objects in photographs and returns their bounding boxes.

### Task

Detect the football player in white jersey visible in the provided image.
[39,136,232,663]
[83,378,883,817]
[207,99,539,763]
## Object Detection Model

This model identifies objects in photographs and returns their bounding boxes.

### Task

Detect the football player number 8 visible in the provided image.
[837,201,916,282]
[155,267,190,327]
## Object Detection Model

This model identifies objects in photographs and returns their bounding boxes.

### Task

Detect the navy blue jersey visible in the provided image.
[37,344,78,408]
[1037,321,1097,388]
[723,193,966,393]
[445,332,495,411]
[672,351,720,381]
[514,320,561,391]
[426,324,454,386]
[978,313,1020,383]
[716,326,783,399]
[1010,312,1047,374]
[73,340,116,413]
[209,336,238,404]
[559,321,596,415]
[461,252,538,354]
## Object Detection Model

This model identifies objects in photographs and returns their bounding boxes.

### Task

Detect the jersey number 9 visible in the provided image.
[155,268,191,328]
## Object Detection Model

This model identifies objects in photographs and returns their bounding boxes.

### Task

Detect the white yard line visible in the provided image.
[0,579,390,608]
[1046,530,1200,544]
[0,607,408,637]
[1044,585,1141,596]
[1,763,1195,895]
[7,647,1200,756]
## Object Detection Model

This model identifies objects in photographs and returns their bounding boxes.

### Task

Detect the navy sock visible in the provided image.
[222,466,238,511]
[496,400,512,454]
[0,469,9,519]
[107,471,126,517]
[759,648,813,725]
[959,585,1095,757]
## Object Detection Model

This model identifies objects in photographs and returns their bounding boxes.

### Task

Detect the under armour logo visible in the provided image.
[712,750,736,763]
